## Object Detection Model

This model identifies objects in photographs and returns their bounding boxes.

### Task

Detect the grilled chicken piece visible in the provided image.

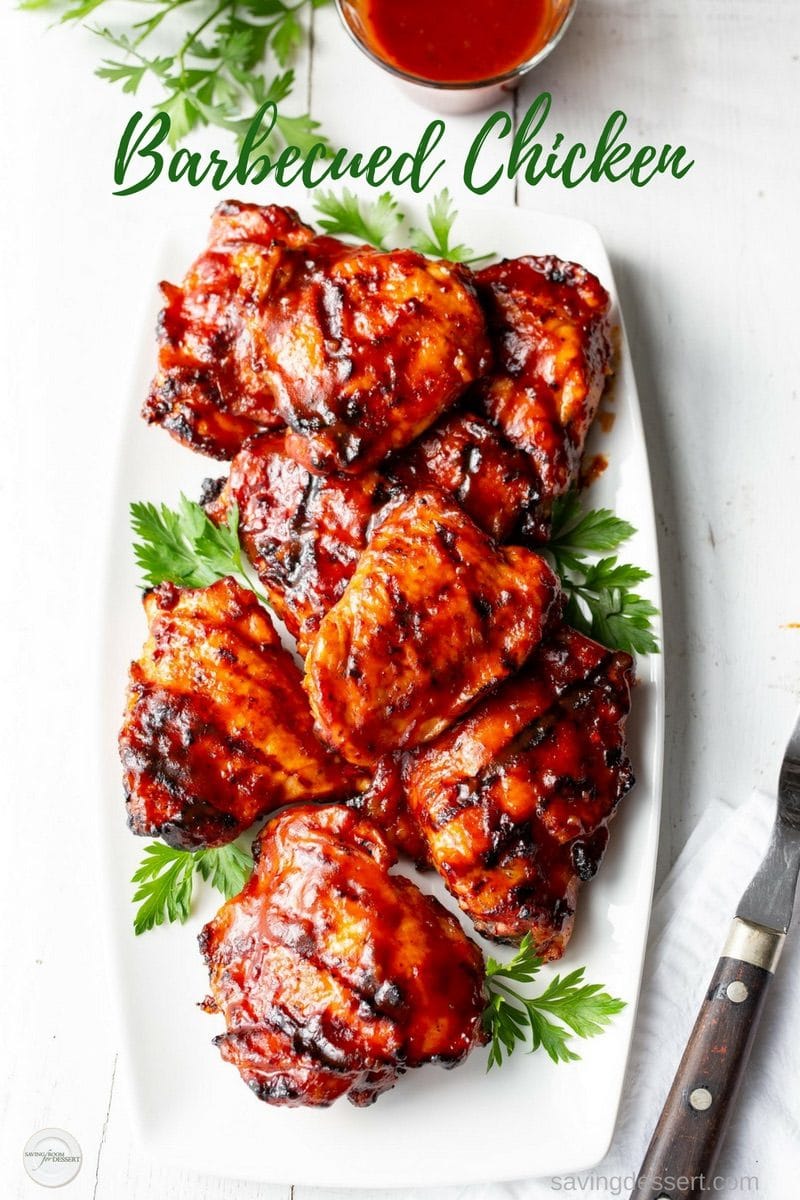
[272,242,491,475]
[144,203,316,460]
[392,409,542,542]
[206,411,540,653]
[119,577,362,849]
[145,200,491,470]
[404,624,634,958]
[475,256,612,514]
[205,432,392,654]
[304,490,561,766]
[199,804,487,1107]
[347,755,432,866]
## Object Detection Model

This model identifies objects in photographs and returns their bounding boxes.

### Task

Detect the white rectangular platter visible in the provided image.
[99,200,664,1189]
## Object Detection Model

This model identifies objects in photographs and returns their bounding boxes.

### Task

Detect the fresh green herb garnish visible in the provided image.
[132,841,253,934]
[313,187,488,263]
[314,189,403,251]
[545,491,660,655]
[482,933,626,1069]
[22,0,330,150]
[408,189,492,264]
[130,495,270,606]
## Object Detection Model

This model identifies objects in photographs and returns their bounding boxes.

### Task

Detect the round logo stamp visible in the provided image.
[22,1129,82,1188]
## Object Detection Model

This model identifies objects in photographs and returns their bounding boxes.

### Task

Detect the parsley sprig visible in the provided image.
[131,495,270,606]
[314,187,491,263]
[544,492,660,655]
[409,190,493,264]
[314,189,403,251]
[482,934,625,1069]
[132,841,253,934]
[22,0,330,150]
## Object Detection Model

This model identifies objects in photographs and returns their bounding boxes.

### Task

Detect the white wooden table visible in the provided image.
[2,2,799,1195]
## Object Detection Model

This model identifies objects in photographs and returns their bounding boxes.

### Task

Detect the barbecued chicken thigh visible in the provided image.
[475,256,612,514]
[204,432,391,654]
[145,200,491,470]
[119,577,362,849]
[145,203,315,460]
[205,411,543,653]
[199,804,487,1107]
[304,489,561,766]
[404,624,634,958]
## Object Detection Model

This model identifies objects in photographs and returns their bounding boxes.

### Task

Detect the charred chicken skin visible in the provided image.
[475,256,613,509]
[304,489,561,766]
[119,577,362,849]
[206,411,542,653]
[404,624,634,958]
[145,200,491,471]
[199,804,487,1107]
[205,431,390,655]
[145,203,316,460]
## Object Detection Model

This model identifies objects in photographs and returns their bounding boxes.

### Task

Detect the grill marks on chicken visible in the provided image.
[206,431,390,654]
[144,203,316,460]
[206,411,545,654]
[475,256,613,509]
[199,805,487,1107]
[304,490,561,766]
[119,577,362,849]
[145,200,491,470]
[404,625,634,958]
[270,243,491,474]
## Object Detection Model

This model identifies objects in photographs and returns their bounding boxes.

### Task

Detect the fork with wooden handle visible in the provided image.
[632,710,800,1199]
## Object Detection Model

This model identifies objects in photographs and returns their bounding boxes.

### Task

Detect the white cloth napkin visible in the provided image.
[314,792,800,1200]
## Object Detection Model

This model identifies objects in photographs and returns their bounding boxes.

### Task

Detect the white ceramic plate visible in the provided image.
[99,201,664,1189]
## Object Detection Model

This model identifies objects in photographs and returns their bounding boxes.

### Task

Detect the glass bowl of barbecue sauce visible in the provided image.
[335,0,577,113]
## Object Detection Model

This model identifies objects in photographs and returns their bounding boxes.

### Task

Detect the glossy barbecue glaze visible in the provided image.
[206,431,391,654]
[145,200,491,470]
[119,578,362,849]
[304,489,561,765]
[144,203,315,459]
[393,409,544,541]
[206,412,547,653]
[199,805,487,1107]
[475,255,612,505]
[347,754,432,866]
[405,624,634,957]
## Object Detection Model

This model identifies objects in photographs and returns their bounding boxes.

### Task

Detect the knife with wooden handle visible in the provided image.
[632,711,800,1199]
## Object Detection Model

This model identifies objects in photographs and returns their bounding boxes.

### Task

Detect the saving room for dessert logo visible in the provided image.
[23,1128,83,1188]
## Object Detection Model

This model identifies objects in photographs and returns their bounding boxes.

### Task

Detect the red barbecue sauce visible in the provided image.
[363,0,552,84]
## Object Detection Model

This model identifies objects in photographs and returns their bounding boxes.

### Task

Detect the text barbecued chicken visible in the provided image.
[404,624,634,959]
[475,256,612,511]
[303,490,561,766]
[199,804,487,1107]
[145,200,491,470]
[119,577,363,849]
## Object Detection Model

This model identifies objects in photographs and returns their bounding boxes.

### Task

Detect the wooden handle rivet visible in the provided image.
[689,1086,713,1111]
[726,980,748,1003]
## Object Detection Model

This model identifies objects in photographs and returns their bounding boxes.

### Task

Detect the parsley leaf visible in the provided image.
[409,188,492,264]
[482,933,626,1069]
[130,495,270,607]
[314,189,402,250]
[132,842,253,935]
[25,0,331,151]
[545,492,660,655]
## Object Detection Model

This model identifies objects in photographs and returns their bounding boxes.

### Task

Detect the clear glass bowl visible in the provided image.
[334,0,578,113]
